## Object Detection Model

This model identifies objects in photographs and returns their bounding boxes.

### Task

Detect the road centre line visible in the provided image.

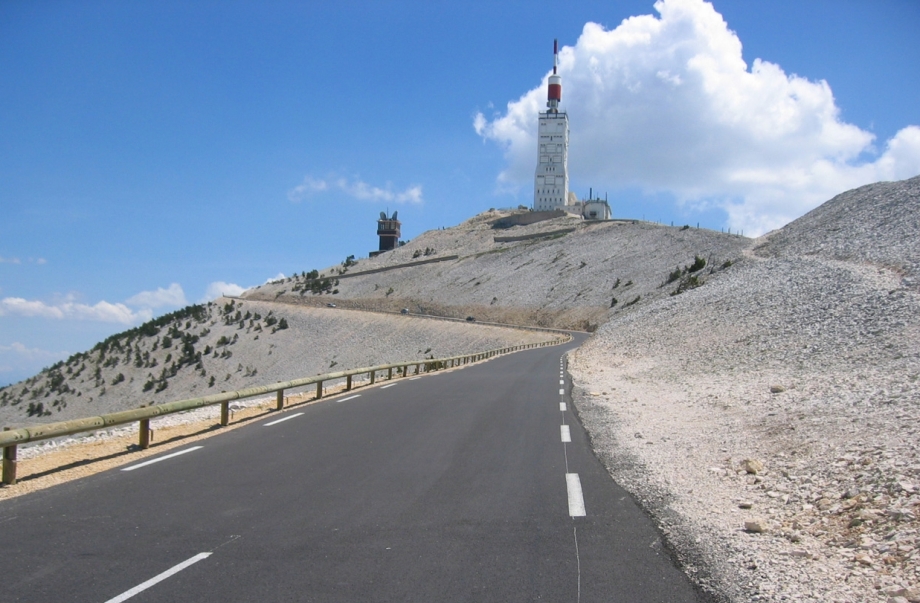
[566,473,587,517]
[263,413,304,426]
[561,425,571,442]
[559,380,564,384]
[103,552,211,603]
[121,447,203,472]
[560,402,567,411]
[559,389,564,395]
[337,395,361,403]
[380,383,397,389]
[408,377,421,381]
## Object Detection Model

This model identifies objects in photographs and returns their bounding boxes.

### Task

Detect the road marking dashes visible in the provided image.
[121,447,203,472]
[559,380,564,385]
[559,389,564,395]
[561,425,571,442]
[560,402,566,411]
[337,395,361,403]
[103,552,211,603]
[381,384,396,389]
[566,473,586,517]
[263,413,304,426]
[409,377,421,381]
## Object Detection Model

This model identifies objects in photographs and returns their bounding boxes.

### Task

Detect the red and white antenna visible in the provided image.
[547,39,562,112]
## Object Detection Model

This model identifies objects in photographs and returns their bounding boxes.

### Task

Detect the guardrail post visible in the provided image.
[316,381,323,400]
[387,367,393,380]
[2,440,17,486]
[139,419,151,449]
[346,375,352,391]
[415,364,420,375]
[277,389,284,410]
[220,401,230,426]
[370,371,375,385]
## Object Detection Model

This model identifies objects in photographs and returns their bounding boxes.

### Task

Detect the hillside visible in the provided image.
[571,175,920,602]
[244,211,750,331]
[0,300,555,428]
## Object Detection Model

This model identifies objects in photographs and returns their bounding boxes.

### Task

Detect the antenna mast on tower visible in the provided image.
[547,39,562,113]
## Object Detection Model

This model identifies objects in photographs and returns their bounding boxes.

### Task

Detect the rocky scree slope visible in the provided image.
[0,299,554,429]
[245,210,750,331]
[570,176,920,603]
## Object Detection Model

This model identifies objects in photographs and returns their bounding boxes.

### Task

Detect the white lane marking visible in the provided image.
[559,380,564,385]
[409,377,421,381]
[337,395,361,403]
[380,383,396,389]
[103,552,211,603]
[561,425,571,442]
[566,473,586,517]
[560,402,567,411]
[559,389,564,395]
[263,412,304,426]
[121,447,203,472]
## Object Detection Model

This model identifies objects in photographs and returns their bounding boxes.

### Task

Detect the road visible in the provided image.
[0,334,705,602]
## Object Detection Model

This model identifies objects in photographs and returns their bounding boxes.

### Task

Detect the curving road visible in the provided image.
[0,334,704,602]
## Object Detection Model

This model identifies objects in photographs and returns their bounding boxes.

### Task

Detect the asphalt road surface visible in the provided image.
[0,334,705,602]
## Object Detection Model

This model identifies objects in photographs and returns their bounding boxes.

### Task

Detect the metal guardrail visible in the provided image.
[0,335,571,485]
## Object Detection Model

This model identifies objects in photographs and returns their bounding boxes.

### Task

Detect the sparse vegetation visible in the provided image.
[671,274,704,296]
[688,255,706,273]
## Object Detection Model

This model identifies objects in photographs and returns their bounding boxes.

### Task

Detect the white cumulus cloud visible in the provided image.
[0,341,68,362]
[289,175,423,204]
[125,283,187,309]
[475,0,920,235]
[0,283,189,326]
[0,296,149,324]
[200,281,248,302]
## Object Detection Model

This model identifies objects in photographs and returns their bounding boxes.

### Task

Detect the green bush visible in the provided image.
[688,255,706,272]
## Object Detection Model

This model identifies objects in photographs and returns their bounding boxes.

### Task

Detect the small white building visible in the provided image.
[582,200,611,220]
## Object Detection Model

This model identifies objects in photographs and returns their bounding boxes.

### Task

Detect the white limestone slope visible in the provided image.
[570,175,920,602]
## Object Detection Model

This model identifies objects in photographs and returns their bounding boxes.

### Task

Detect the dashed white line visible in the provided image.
[559,389,565,395]
[337,395,361,403]
[559,380,565,385]
[103,552,211,603]
[566,473,586,517]
[408,377,421,381]
[380,383,396,389]
[561,425,571,442]
[121,447,203,472]
[560,402,567,411]
[263,412,304,426]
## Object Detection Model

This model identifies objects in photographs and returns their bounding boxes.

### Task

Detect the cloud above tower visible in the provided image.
[474,0,920,235]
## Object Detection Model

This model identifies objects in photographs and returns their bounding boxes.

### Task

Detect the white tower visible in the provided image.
[533,39,569,212]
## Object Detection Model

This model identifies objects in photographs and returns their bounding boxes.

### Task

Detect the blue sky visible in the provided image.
[2,0,919,385]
